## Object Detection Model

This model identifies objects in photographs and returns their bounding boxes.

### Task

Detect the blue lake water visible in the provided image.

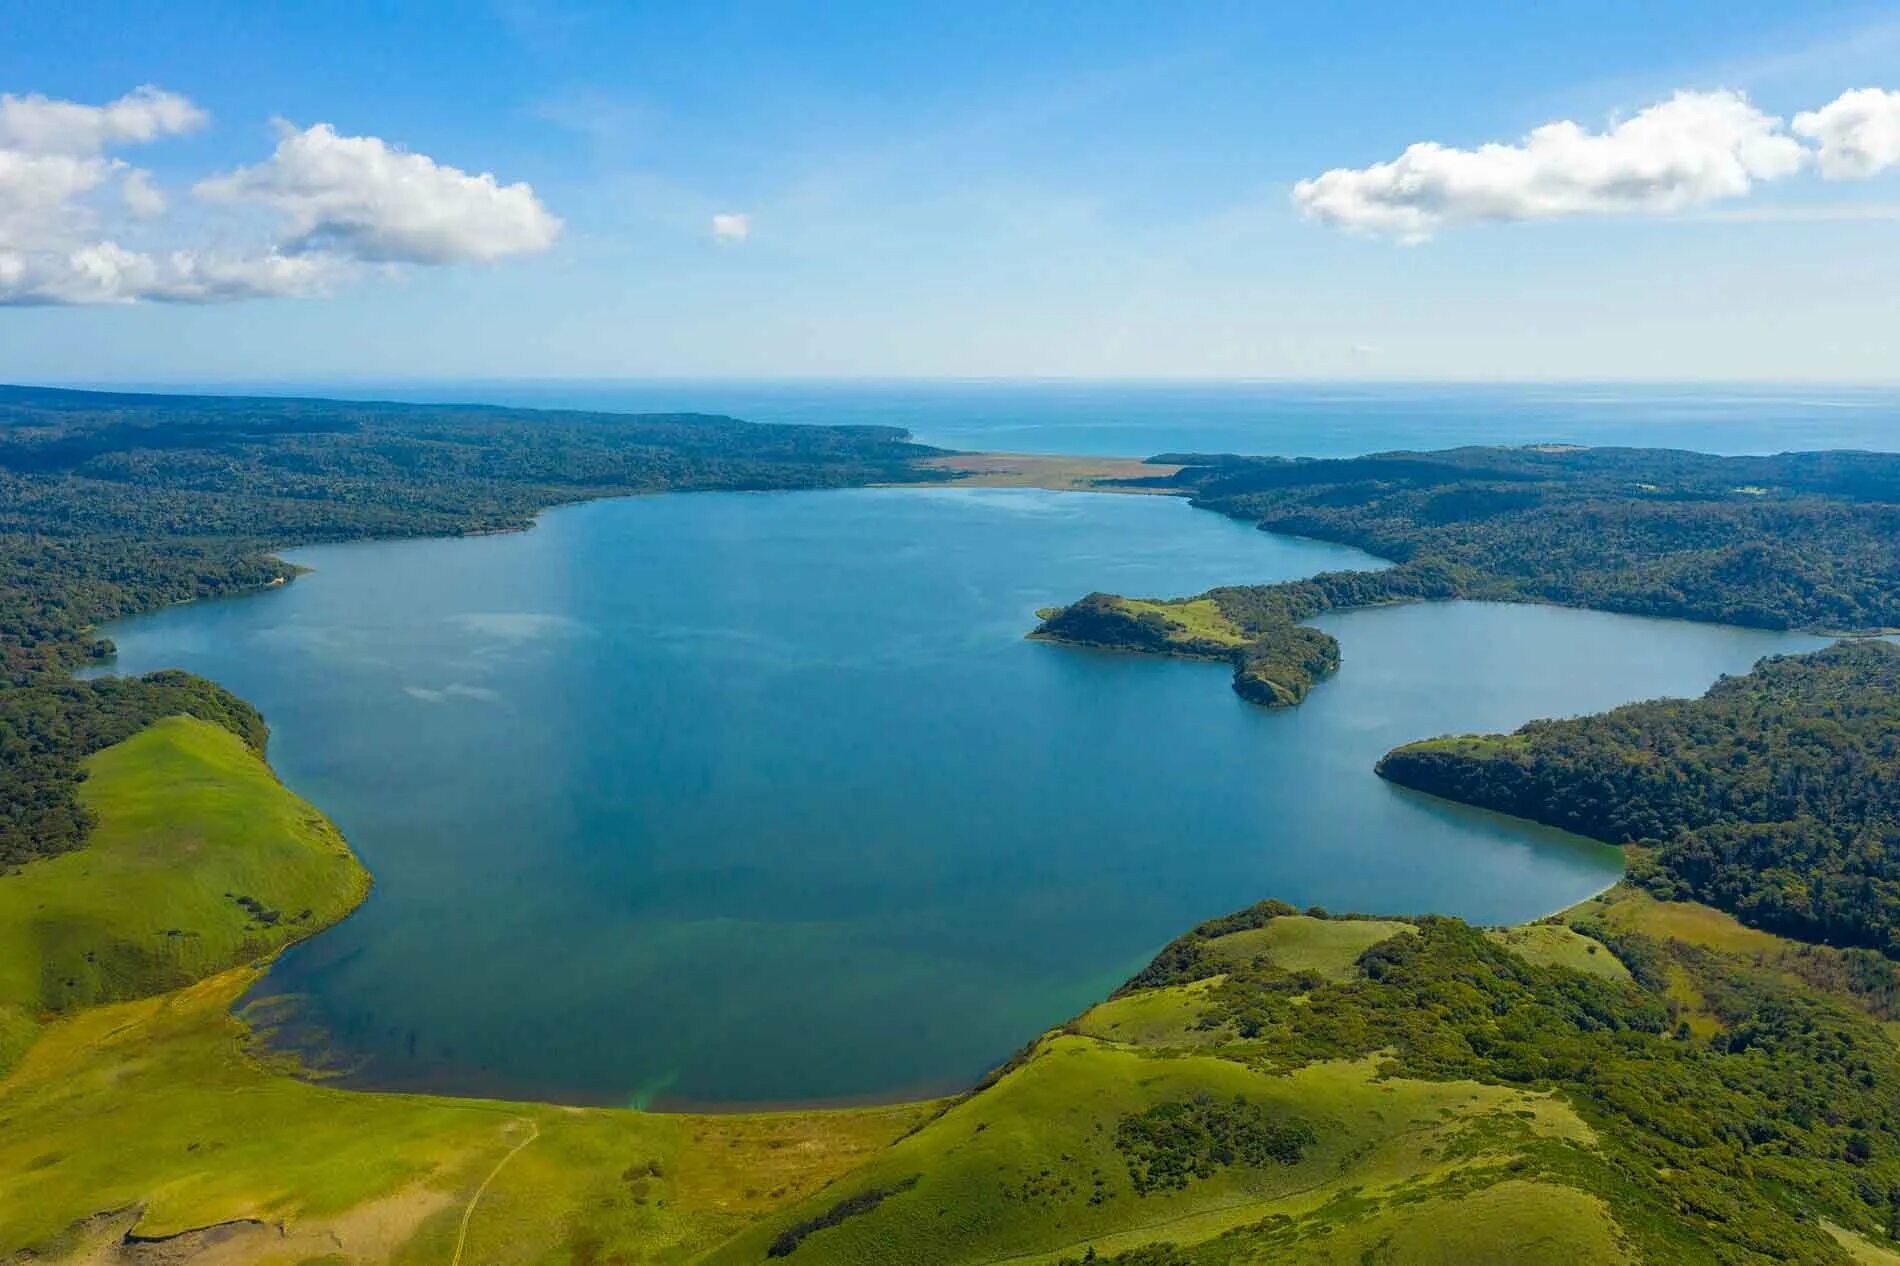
[86,487,1826,1106]
[83,380,1900,458]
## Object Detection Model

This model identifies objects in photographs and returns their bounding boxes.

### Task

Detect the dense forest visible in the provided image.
[0,385,942,864]
[1037,444,1900,706]
[1159,445,1900,631]
[1378,641,1900,955]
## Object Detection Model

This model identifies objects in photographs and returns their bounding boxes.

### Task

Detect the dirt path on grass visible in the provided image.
[450,1118,540,1266]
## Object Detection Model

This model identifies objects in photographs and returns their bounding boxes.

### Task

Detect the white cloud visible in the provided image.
[1293,90,1807,241]
[710,211,751,243]
[1793,87,1900,178]
[197,122,562,264]
[0,150,107,246]
[120,167,165,217]
[0,242,337,306]
[0,86,233,303]
[0,85,205,154]
[0,87,561,305]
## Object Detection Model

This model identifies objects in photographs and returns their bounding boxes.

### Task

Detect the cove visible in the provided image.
[85,488,1825,1107]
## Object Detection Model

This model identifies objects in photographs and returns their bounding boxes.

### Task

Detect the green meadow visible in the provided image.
[1484,922,1631,983]
[0,716,369,1071]
[0,970,930,1264]
[1197,915,1416,980]
[1113,598,1251,650]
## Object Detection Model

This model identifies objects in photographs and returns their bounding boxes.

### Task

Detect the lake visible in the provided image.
[87,488,1825,1106]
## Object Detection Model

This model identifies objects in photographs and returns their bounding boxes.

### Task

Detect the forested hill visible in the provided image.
[1153,445,1900,632]
[0,384,942,866]
[0,385,940,681]
[1378,640,1900,955]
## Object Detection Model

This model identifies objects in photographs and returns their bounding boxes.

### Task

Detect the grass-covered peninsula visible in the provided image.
[1030,591,1341,706]
[0,714,366,1071]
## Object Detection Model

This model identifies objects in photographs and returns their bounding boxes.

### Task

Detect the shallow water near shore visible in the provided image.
[87,488,1824,1106]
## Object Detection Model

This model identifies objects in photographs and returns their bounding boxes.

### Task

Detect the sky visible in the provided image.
[1,0,1898,383]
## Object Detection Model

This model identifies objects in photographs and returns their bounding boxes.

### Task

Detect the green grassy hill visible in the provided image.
[701,912,1610,1266]
[710,901,1900,1265]
[701,1035,1617,1266]
[0,715,369,1069]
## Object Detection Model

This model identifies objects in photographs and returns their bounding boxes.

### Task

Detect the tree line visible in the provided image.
[1378,640,1900,955]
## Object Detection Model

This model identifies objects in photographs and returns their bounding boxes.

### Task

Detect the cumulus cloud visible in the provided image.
[2,242,336,306]
[1793,87,1900,178]
[1293,90,1807,240]
[0,87,232,303]
[710,211,750,243]
[197,122,561,263]
[119,168,165,217]
[0,85,205,154]
[0,88,202,254]
[0,86,561,304]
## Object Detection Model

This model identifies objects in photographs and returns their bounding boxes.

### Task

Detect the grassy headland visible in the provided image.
[1030,565,1457,706]
[1028,591,1340,705]
[0,714,367,1072]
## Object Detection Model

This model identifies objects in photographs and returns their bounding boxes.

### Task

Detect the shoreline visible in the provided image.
[50,450,1787,1115]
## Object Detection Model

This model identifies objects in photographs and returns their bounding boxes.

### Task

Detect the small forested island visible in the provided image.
[1033,445,1900,705]
[9,386,1900,1264]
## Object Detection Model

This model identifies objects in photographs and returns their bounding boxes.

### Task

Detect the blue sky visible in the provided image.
[1,0,1898,381]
